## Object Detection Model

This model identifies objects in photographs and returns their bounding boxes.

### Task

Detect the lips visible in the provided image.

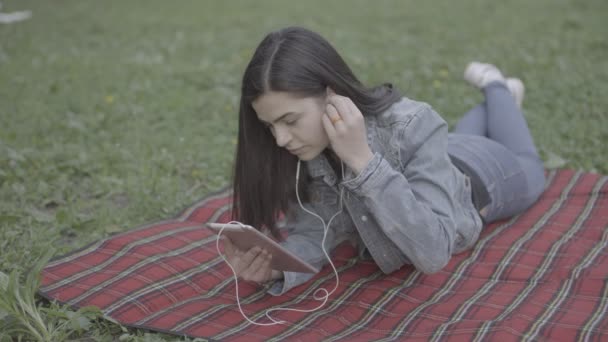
[288,147,305,154]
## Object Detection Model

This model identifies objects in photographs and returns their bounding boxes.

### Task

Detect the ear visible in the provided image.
[326,86,336,97]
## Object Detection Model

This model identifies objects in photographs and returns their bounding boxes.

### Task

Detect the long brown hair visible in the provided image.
[232,26,400,239]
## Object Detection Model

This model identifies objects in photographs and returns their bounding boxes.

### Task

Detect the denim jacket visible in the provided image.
[269,97,483,295]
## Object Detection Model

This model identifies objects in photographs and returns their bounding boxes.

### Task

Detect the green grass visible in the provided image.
[0,0,607,340]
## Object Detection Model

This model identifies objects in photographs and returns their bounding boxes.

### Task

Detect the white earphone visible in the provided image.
[216,158,344,326]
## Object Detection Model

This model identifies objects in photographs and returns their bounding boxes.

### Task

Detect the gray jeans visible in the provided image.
[447,82,546,223]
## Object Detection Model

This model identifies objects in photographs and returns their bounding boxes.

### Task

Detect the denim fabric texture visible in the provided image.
[270,86,545,295]
[270,98,484,295]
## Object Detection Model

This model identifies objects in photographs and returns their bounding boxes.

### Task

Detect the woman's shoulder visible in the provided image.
[374,96,443,128]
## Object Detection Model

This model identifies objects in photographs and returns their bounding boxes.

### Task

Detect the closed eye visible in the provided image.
[259,112,300,133]
[265,124,275,133]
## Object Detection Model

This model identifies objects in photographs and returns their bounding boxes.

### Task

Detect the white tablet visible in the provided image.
[206,222,318,273]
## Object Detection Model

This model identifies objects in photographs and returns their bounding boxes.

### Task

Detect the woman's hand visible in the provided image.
[222,237,282,285]
[321,94,374,175]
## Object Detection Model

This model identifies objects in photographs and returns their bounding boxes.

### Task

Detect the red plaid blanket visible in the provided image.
[39,169,608,341]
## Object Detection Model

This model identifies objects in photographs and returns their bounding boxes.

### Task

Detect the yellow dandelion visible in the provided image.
[105,95,115,104]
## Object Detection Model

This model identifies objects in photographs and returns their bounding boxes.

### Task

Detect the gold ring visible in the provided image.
[330,116,342,124]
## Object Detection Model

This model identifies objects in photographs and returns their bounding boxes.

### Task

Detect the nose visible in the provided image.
[274,126,291,147]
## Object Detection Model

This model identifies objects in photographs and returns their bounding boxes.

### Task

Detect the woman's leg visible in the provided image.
[452,104,487,136]
[483,81,545,199]
[453,77,525,137]
[484,82,537,158]
[450,64,546,223]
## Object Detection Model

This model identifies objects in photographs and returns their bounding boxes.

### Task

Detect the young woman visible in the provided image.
[223,26,546,295]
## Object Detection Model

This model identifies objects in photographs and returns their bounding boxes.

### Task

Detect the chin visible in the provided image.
[297,153,314,161]
[297,148,322,161]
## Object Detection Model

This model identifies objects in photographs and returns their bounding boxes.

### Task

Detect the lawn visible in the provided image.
[1,0,607,340]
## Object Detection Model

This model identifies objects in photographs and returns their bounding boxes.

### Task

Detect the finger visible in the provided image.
[252,253,273,283]
[263,254,273,280]
[325,103,341,122]
[241,251,269,282]
[249,250,269,273]
[232,246,261,275]
[257,256,273,283]
[344,97,364,122]
[321,111,337,138]
[326,104,346,130]
[328,96,352,122]
[240,246,262,265]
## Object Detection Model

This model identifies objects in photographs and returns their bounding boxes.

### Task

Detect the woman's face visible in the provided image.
[252,91,329,161]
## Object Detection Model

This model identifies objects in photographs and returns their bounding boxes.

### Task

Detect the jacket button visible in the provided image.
[361,215,368,222]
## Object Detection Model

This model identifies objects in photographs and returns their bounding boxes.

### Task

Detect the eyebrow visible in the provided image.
[260,112,299,125]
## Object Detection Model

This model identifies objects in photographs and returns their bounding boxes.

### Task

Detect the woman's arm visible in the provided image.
[342,104,461,274]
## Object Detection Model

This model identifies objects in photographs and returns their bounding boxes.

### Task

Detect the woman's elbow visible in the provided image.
[382,250,449,275]
[416,222,454,274]
[415,249,450,274]
[381,255,448,275]
[418,260,448,274]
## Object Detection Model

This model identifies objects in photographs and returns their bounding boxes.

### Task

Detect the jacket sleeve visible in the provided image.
[341,104,460,274]
[267,200,338,296]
